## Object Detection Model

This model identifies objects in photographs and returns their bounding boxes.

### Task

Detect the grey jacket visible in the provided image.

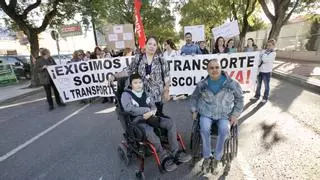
[34,57,56,85]
[121,89,157,117]
[190,72,244,119]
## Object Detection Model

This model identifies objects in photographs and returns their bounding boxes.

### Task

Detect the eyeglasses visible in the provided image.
[208,66,220,70]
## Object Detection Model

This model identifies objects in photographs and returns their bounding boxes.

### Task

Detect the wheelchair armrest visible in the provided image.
[130,116,144,125]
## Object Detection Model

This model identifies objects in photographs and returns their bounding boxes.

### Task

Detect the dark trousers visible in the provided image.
[255,72,271,100]
[43,79,62,107]
[155,102,164,116]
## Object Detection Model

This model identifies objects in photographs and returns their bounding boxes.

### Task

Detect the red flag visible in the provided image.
[134,0,146,49]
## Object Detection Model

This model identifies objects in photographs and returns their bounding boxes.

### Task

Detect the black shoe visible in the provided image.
[209,157,219,174]
[160,151,177,172]
[101,98,108,104]
[49,106,54,111]
[174,151,192,163]
[201,158,211,173]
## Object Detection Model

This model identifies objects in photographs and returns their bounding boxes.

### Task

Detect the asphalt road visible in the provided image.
[0,77,319,180]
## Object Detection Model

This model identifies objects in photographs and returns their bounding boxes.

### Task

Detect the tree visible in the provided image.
[178,0,266,49]
[227,0,259,47]
[0,0,81,87]
[258,0,317,40]
[305,14,320,51]
[179,0,230,41]
[89,0,178,46]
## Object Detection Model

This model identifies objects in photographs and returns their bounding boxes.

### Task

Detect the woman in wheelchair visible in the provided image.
[121,74,192,172]
[190,59,244,172]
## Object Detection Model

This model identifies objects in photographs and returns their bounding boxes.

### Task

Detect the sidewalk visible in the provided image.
[273,59,320,93]
[0,80,42,104]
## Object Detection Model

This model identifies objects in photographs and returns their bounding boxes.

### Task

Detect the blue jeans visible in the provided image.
[199,116,230,160]
[255,72,271,100]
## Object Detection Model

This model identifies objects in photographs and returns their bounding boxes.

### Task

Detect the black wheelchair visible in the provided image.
[112,77,188,180]
[190,116,238,175]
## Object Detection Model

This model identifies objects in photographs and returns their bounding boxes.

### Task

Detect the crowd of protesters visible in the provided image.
[36,32,276,110]
[35,33,276,175]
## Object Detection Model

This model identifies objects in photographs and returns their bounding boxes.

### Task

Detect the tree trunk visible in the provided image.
[268,20,283,41]
[239,19,249,50]
[28,31,41,88]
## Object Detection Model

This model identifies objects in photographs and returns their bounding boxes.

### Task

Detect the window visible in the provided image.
[7,57,21,66]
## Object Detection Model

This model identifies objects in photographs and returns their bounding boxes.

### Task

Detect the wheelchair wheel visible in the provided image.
[230,125,238,160]
[135,171,145,180]
[191,120,201,159]
[117,143,131,166]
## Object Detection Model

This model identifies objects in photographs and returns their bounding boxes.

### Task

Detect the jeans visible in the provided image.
[200,116,230,160]
[43,79,62,107]
[255,72,271,100]
[138,117,179,156]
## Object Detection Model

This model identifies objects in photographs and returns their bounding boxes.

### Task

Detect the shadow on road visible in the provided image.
[239,101,266,125]
[260,122,286,150]
[269,80,303,112]
[270,60,317,112]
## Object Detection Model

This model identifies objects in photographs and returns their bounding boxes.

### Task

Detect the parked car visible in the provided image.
[0,55,31,79]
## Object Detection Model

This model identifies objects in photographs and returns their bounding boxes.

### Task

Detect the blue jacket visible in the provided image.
[180,43,202,55]
[190,72,244,119]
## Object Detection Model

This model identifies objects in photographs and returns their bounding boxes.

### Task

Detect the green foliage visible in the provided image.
[88,0,178,44]
[305,14,320,51]
[178,0,266,41]
[179,0,229,40]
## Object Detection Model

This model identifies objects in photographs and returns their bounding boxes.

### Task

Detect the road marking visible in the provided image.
[95,106,116,114]
[0,97,46,110]
[236,150,257,180]
[98,176,103,180]
[0,104,91,162]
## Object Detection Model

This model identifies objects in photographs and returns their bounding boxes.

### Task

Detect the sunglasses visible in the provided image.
[208,66,220,70]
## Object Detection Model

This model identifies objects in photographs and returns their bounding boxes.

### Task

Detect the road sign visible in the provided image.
[50,30,59,41]
[59,24,83,38]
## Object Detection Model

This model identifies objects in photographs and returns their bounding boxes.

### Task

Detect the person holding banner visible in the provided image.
[199,41,209,54]
[90,47,103,59]
[180,32,202,55]
[212,36,226,54]
[190,59,243,172]
[115,36,170,116]
[71,50,82,62]
[251,39,277,103]
[225,39,238,53]
[163,39,178,59]
[35,49,65,110]
[244,38,258,52]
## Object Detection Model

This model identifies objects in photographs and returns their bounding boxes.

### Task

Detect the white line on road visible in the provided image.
[95,107,116,114]
[98,176,103,180]
[0,97,46,110]
[236,150,257,180]
[0,104,91,162]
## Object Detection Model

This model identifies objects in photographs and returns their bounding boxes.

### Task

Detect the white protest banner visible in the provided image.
[47,56,134,102]
[184,25,205,42]
[166,52,260,95]
[212,21,240,39]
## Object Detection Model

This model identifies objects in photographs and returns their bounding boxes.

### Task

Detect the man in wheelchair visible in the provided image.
[190,59,244,172]
[121,73,192,172]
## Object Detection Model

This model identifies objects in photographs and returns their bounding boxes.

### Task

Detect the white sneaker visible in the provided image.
[261,99,267,103]
[250,96,259,101]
